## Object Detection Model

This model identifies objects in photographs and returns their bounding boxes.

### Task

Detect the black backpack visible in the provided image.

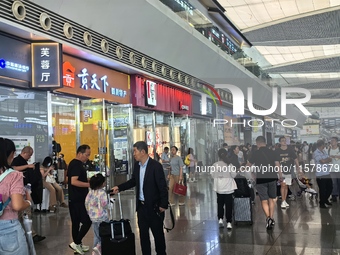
[234,175,250,198]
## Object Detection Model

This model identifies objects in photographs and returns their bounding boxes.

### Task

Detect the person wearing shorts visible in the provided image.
[246,136,280,230]
[256,181,277,201]
[275,137,302,209]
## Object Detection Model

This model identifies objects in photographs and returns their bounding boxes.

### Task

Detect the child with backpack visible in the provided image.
[85,173,109,255]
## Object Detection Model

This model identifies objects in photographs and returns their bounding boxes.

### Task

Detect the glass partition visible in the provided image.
[0,86,48,163]
[159,0,273,85]
[79,99,105,155]
[51,94,78,164]
[133,110,156,158]
[155,113,171,160]
[173,116,189,157]
[107,104,133,175]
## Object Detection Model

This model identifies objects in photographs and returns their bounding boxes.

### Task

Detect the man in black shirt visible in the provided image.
[246,136,281,230]
[12,146,46,243]
[68,144,92,255]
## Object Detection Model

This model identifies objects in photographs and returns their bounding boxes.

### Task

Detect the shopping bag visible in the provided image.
[173,181,187,196]
[184,155,190,166]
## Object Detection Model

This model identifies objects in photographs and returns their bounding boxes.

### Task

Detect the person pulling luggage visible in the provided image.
[112,141,168,255]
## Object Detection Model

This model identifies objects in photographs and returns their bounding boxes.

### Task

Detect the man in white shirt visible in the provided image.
[328,137,340,202]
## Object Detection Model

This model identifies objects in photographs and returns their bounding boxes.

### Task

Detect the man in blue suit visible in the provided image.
[112,141,168,255]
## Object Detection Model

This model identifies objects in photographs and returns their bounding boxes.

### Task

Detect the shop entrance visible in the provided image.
[173,115,190,158]
[107,104,133,175]
[51,94,134,178]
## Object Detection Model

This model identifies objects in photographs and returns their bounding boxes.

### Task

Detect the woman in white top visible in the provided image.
[211,148,237,229]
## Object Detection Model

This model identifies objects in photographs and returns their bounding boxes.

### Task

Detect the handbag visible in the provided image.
[173,181,187,196]
[45,174,55,184]
[184,155,190,166]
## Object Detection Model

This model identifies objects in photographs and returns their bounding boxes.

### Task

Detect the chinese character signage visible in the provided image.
[0,35,31,86]
[57,55,130,104]
[145,80,157,106]
[31,43,62,88]
[192,93,216,117]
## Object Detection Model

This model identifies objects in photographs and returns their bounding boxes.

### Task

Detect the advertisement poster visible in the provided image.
[2,136,35,163]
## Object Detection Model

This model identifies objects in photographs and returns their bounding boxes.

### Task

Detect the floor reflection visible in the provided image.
[33,175,340,254]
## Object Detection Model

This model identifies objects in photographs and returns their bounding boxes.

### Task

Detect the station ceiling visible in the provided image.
[215,0,340,107]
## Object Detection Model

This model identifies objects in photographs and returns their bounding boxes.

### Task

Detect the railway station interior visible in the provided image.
[0,0,340,254]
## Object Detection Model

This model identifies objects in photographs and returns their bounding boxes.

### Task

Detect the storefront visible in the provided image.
[130,75,192,158]
[0,34,49,163]
[217,105,241,146]
[191,93,218,166]
[265,119,274,146]
[51,54,131,174]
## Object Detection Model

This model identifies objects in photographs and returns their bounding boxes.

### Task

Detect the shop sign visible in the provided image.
[0,34,31,84]
[179,101,189,111]
[292,130,298,139]
[285,128,292,135]
[145,80,157,106]
[192,94,215,117]
[58,55,130,104]
[274,123,285,136]
[31,43,62,88]
[146,131,153,145]
[0,59,29,73]
[63,62,127,98]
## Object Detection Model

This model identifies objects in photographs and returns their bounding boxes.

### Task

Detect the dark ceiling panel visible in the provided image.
[266,56,340,73]
[244,9,340,46]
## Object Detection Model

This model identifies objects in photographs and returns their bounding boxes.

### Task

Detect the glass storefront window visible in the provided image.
[51,95,77,164]
[190,118,219,166]
[155,113,171,159]
[79,99,105,159]
[134,110,155,158]
[173,116,189,157]
[107,104,132,174]
[0,86,48,163]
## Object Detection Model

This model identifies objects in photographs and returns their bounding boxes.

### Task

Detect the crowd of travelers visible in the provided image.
[1,135,339,255]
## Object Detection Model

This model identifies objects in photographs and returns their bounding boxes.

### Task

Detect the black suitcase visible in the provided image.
[99,193,136,255]
[233,197,253,225]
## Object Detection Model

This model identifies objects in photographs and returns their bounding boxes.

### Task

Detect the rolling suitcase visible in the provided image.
[99,193,136,255]
[233,197,253,225]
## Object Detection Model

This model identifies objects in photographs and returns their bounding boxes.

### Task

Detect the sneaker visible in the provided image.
[92,246,101,255]
[284,200,290,207]
[80,244,90,252]
[69,242,84,255]
[179,202,185,206]
[281,201,286,209]
[325,201,332,206]
[218,219,224,228]
[170,203,175,206]
[226,222,232,229]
